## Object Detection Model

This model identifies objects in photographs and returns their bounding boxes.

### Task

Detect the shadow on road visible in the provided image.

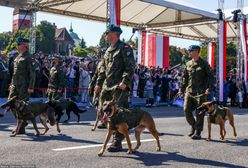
[21,133,102,145]
[210,138,248,147]
[104,151,246,167]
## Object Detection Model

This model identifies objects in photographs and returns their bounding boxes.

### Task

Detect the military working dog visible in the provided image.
[1,96,60,137]
[46,99,87,123]
[98,98,161,156]
[197,101,237,141]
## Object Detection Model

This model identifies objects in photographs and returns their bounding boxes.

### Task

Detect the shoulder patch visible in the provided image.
[124,45,129,48]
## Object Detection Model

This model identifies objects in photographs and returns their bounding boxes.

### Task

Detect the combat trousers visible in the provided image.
[47,89,62,102]
[99,88,129,142]
[8,84,30,134]
[183,93,207,132]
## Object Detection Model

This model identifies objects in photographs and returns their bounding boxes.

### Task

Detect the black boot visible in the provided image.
[191,130,201,140]
[107,140,122,152]
[188,126,195,137]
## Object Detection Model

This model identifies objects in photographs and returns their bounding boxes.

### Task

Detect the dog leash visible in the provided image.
[187,93,206,99]
[104,85,124,104]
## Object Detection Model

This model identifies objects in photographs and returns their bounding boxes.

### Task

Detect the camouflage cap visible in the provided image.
[106,24,122,34]
[188,45,200,52]
[16,37,29,45]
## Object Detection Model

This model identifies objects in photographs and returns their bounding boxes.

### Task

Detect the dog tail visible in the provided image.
[71,102,87,113]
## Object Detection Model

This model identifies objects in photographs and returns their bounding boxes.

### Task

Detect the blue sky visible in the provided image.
[0,0,247,48]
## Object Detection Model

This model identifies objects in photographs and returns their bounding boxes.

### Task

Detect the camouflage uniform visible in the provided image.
[179,58,214,132]
[47,64,65,102]
[96,40,135,141]
[89,60,104,108]
[8,51,35,101]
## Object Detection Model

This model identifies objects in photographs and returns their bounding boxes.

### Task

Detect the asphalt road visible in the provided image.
[0,105,248,168]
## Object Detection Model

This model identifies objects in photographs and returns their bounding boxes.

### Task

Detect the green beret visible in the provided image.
[188,45,200,51]
[16,37,29,45]
[106,24,122,34]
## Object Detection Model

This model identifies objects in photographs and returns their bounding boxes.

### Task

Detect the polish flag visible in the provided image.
[208,42,215,69]
[108,0,121,26]
[138,31,170,69]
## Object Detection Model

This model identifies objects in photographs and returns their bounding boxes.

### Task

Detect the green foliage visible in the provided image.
[36,21,56,54]
[170,45,183,66]
[86,46,98,57]
[5,29,30,53]
[227,42,236,57]
[99,32,108,49]
[126,37,138,48]
[72,46,89,57]
[199,44,208,60]
[0,31,11,50]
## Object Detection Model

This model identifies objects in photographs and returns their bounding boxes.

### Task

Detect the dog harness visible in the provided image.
[209,106,227,124]
[109,107,145,130]
[16,101,32,118]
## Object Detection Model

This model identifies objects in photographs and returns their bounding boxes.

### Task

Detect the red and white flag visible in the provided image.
[108,0,121,26]
[208,42,215,69]
[218,20,227,102]
[138,31,169,68]
[240,17,248,83]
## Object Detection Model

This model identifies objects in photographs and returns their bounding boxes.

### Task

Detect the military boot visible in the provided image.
[107,140,123,152]
[191,130,201,140]
[188,126,195,137]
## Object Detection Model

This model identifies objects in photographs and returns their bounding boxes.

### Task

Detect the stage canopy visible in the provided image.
[1,0,218,28]
[2,0,247,41]
[147,7,248,42]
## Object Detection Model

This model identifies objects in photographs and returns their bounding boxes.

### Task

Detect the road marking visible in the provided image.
[52,138,161,152]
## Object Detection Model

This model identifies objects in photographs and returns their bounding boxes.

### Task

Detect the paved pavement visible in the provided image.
[0,100,248,168]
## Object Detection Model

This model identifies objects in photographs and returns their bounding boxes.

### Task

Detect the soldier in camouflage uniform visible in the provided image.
[88,60,106,128]
[8,37,36,134]
[47,55,65,102]
[95,24,135,152]
[179,45,214,140]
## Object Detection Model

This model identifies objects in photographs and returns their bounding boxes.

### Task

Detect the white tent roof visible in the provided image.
[0,0,219,28]
[147,20,240,41]
[147,7,248,41]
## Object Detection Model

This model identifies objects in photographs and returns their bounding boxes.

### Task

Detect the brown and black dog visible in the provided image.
[1,96,61,137]
[197,101,237,141]
[98,98,161,156]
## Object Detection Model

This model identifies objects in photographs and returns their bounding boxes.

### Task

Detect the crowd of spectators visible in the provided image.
[1,50,248,108]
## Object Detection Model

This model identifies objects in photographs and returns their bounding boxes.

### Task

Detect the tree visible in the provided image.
[226,42,237,71]
[72,46,89,57]
[199,44,208,60]
[0,31,11,50]
[80,37,87,48]
[99,32,108,49]
[126,37,138,48]
[86,46,98,57]
[36,21,56,54]
[4,29,30,53]
[170,45,183,67]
